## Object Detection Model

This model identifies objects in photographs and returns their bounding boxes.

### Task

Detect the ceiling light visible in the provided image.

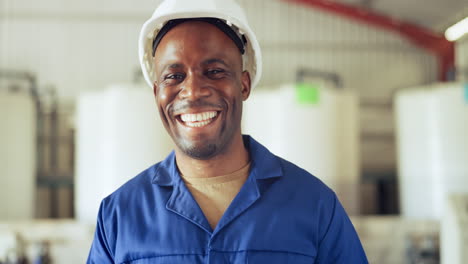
[445,17,468,41]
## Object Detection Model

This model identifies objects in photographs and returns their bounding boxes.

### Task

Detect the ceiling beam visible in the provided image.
[284,0,455,81]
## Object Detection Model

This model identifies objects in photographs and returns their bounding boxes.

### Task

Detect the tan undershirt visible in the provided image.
[181,162,251,230]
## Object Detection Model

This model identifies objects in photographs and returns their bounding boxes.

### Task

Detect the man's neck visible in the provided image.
[175,135,249,178]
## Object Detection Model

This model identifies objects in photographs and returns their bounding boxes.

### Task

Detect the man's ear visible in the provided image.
[241,71,251,101]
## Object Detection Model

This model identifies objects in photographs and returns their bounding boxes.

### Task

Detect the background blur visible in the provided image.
[1,0,468,263]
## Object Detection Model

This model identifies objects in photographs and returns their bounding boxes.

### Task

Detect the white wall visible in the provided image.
[0,8,146,99]
[1,0,438,173]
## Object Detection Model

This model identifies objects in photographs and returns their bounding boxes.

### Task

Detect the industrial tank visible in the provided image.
[242,84,360,214]
[74,84,174,223]
[395,82,468,219]
[0,91,36,220]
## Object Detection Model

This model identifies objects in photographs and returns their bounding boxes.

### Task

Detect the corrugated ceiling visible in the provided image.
[334,0,468,32]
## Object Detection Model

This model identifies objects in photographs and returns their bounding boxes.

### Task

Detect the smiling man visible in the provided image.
[87,0,368,263]
[154,20,250,174]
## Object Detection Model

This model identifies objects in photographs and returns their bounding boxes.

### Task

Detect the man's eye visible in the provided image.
[206,69,226,78]
[208,69,225,74]
[164,73,184,80]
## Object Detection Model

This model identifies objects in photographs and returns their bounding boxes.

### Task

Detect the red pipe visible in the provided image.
[285,0,455,81]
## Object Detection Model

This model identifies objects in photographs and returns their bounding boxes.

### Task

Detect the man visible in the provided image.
[87,0,368,263]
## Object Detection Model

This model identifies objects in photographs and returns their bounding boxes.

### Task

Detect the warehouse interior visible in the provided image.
[1,0,468,263]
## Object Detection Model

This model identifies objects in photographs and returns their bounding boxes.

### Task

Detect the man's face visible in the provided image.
[153,21,251,160]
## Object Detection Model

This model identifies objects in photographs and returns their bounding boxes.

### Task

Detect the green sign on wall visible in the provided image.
[296,83,320,104]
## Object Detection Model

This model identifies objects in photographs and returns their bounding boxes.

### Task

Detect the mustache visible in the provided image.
[170,99,225,114]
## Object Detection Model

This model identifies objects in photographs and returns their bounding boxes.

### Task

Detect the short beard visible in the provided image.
[169,98,239,160]
[181,142,218,160]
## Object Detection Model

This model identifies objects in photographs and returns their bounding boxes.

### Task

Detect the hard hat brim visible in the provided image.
[138,11,262,89]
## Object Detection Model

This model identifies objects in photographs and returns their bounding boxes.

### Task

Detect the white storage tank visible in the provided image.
[0,91,36,220]
[242,83,360,214]
[441,194,468,264]
[74,84,174,223]
[395,82,468,219]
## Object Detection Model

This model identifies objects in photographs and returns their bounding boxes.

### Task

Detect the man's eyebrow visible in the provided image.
[165,63,183,70]
[158,63,183,75]
[202,58,229,67]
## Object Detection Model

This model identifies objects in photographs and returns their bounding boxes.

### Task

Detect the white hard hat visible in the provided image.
[138,0,262,89]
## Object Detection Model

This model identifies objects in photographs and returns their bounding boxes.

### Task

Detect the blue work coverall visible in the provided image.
[87,136,368,263]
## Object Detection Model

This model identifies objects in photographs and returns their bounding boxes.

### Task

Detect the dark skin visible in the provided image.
[153,21,251,178]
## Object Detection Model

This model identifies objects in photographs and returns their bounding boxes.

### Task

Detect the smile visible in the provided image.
[178,111,218,128]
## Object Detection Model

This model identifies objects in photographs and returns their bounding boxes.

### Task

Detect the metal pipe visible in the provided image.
[0,70,38,98]
[296,68,343,88]
[48,88,59,218]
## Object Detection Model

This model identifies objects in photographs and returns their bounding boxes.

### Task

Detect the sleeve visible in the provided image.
[315,193,368,264]
[87,201,115,264]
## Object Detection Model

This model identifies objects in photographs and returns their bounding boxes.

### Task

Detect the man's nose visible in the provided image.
[179,73,212,100]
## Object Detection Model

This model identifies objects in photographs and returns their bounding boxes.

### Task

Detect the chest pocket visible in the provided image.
[121,254,205,264]
[121,251,313,264]
[246,251,314,264]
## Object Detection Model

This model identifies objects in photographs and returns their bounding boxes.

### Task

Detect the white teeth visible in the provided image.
[185,120,211,127]
[180,111,217,127]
